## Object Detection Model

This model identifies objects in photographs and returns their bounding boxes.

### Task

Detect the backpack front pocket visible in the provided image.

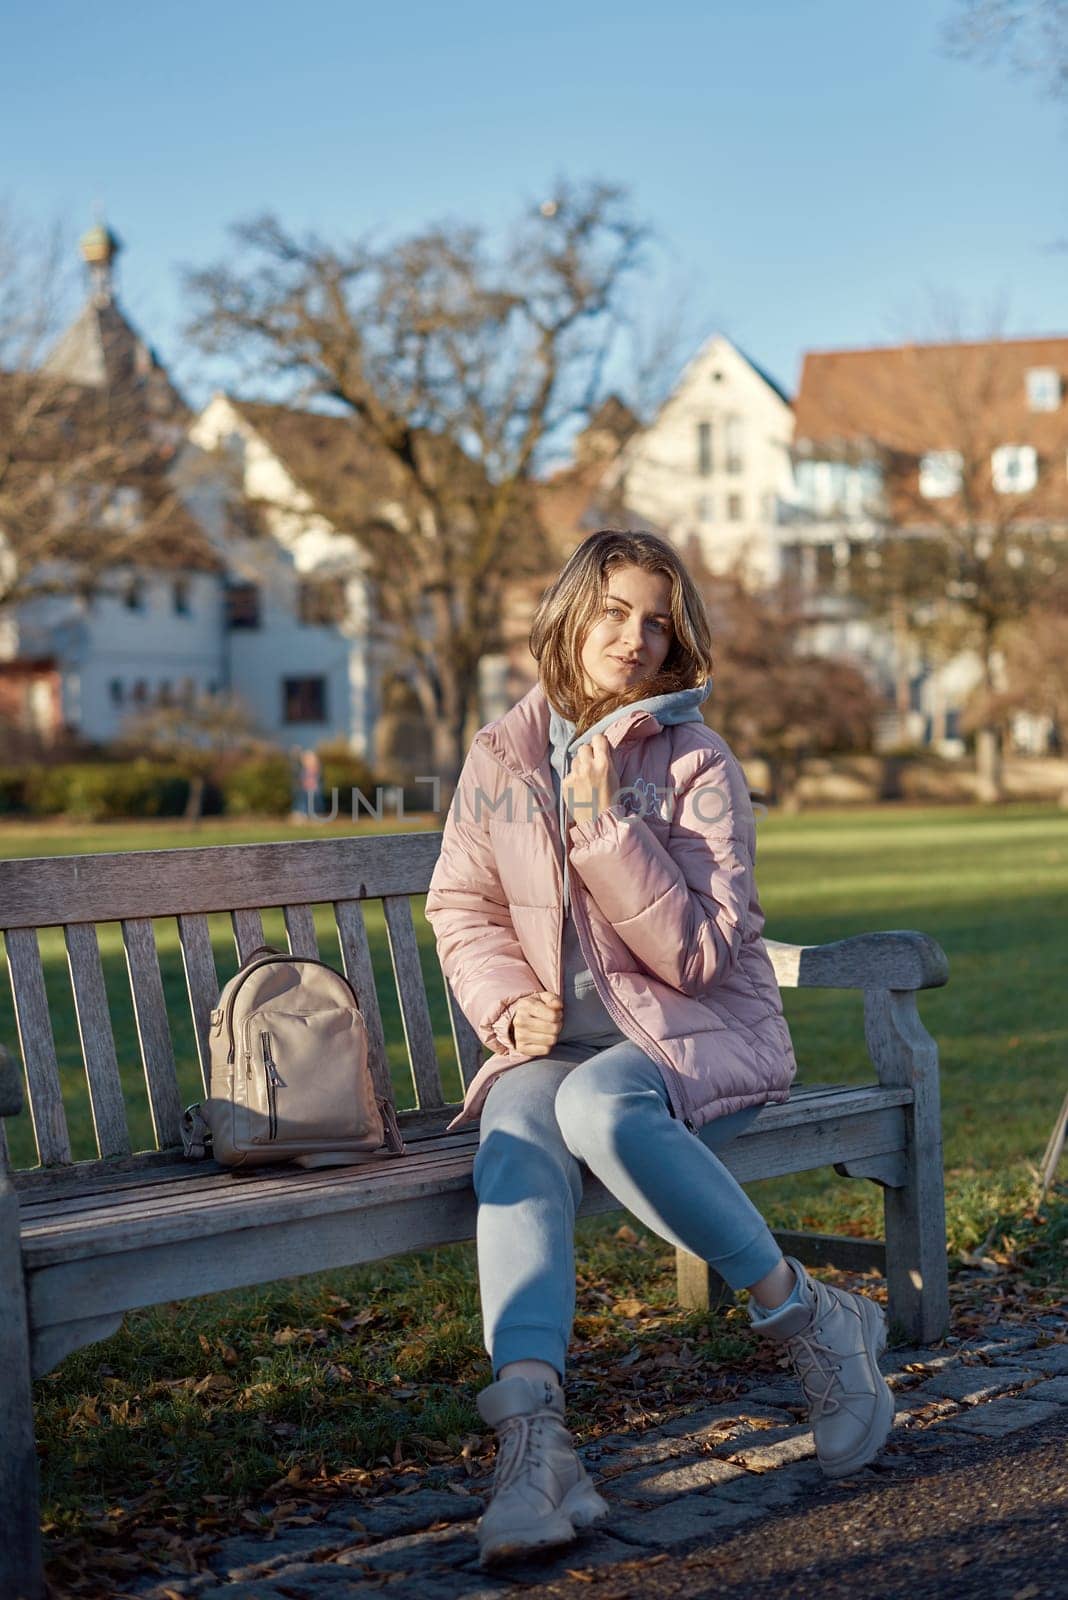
[240,1007,375,1148]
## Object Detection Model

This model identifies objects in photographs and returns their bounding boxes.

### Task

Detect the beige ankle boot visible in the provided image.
[475,1374,609,1567]
[748,1255,895,1478]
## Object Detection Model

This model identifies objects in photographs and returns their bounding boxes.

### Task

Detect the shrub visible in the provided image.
[0,767,30,815]
[17,761,189,821]
[316,740,380,806]
[222,755,293,816]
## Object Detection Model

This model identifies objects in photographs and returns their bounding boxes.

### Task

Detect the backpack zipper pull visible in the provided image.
[261,1033,286,1087]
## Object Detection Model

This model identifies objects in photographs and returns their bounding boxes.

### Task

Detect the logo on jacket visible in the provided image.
[618,775,667,820]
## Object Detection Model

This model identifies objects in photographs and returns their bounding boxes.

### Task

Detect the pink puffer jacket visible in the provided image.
[425,681,797,1131]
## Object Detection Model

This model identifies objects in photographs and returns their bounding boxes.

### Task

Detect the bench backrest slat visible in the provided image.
[444,977,484,1090]
[382,895,443,1110]
[121,918,184,1149]
[283,905,319,959]
[64,922,130,1158]
[231,909,265,965]
[4,928,71,1164]
[176,913,219,1097]
[334,898,393,1102]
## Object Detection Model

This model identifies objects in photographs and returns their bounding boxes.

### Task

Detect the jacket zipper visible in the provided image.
[476,739,694,1128]
[261,1030,285,1140]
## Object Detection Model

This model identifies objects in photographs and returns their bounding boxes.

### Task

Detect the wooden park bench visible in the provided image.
[0,829,950,1598]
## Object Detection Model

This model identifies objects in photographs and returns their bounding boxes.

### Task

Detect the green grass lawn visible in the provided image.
[2,802,1065,1544]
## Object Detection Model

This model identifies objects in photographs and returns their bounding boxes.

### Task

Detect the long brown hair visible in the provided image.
[529,530,716,736]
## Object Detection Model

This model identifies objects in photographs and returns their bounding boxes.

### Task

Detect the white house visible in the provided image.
[610,333,796,588]
[0,224,394,759]
[0,223,228,746]
[185,394,384,757]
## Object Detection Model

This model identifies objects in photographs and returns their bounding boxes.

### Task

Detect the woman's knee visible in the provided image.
[474,1063,581,1203]
[554,1054,667,1166]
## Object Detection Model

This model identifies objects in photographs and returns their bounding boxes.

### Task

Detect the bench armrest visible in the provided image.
[0,1045,23,1118]
[764,930,949,992]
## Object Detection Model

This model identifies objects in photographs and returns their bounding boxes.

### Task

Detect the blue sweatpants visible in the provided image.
[472,1039,785,1380]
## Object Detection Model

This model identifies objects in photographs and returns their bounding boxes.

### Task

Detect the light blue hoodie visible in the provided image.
[545,678,713,1046]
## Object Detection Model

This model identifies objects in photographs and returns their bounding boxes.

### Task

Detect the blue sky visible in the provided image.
[5,0,1065,414]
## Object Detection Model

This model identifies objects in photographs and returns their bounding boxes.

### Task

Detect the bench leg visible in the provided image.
[676,1230,888,1313]
[0,1182,45,1600]
[864,989,950,1345]
[675,1249,734,1311]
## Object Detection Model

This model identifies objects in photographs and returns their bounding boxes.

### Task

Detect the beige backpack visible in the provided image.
[181,944,405,1169]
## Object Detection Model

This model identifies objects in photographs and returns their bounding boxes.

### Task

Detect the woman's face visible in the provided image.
[578,564,675,699]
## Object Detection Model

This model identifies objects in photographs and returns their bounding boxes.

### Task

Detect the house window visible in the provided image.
[724,415,744,474]
[179,676,197,706]
[109,679,124,707]
[131,679,148,706]
[780,545,804,585]
[919,450,963,499]
[1025,368,1061,412]
[297,575,347,626]
[816,543,837,584]
[695,496,713,522]
[226,581,262,629]
[991,445,1038,494]
[158,680,174,706]
[283,675,328,724]
[123,577,145,611]
[726,493,744,521]
[696,421,713,476]
[857,459,884,510]
[172,578,191,615]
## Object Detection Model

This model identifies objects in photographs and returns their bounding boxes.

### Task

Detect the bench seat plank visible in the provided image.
[24,1102,912,1345]
[20,1092,911,1267]
[20,1130,491,1219]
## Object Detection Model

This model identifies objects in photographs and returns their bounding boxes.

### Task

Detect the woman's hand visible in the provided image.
[563,734,621,828]
[508,991,563,1055]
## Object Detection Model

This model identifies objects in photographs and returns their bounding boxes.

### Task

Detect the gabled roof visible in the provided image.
[0,371,220,574]
[794,335,1068,454]
[225,397,493,531]
[44,298,189,433]
[734,343,792,406]
[637,332,792,439]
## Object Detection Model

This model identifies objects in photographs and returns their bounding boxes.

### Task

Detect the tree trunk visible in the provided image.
[974,725,1004,804]
[184,773,206,825]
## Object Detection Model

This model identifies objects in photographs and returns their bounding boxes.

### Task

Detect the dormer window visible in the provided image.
[1025,368,1061,412]
[919,450,963,498]
[992,445,1038,494]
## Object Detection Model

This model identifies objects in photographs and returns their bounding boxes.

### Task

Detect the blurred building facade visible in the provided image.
[3,226,1064,765]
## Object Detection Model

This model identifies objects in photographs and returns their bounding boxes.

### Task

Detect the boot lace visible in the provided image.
[785,1330,845,1419]
[493,1413,550,1492]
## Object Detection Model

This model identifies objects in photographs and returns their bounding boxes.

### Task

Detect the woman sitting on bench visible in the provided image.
[424,529,894,1569]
